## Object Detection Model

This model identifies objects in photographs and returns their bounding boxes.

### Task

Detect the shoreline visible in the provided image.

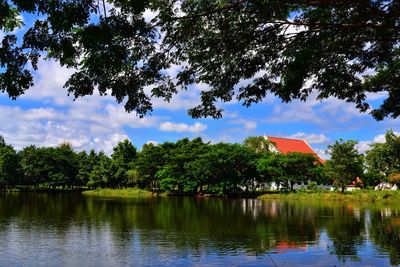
[81,188,167,198]
[3,188,400,203]
[257,190,400,203]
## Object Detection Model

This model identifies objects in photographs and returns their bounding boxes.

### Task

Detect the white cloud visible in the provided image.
[150,88,201,111]
[289,132,330,144]
[229,118,257,131]
[223,111,239,118]
[266,97,325,124]
[23,107,64,121]
[146,140,158,145]
[265,92,368,128]
[88,133,130,155]
[143,9,159,22]
[0,104,139,154]
[355,141,372,154]
[159,122,207,133]
[355,131,400,154]
[146,79,202,112]
[22,60,76,105]
[0,59,165,154]
[372,132,400,143]
[317,97,364,123]
[365,92,388,101]
[314,148,329,160]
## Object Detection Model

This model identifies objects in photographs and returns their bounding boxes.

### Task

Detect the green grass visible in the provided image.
[82,188,166,198]
[257,190,400,203]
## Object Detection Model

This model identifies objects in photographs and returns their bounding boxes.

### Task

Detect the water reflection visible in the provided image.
[0,193,399,266]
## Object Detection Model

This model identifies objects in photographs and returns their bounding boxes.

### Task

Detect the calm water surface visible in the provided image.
[0,193,399,266]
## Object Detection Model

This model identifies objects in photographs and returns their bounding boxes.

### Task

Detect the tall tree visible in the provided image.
[19,146,41,187]
[88,151,112,188]
[0,144,20,189]
[135,142,167,189]
[1,1,400,119]
[157,138,208,193]
[0,135,5,147]
[194,143,256,195]
[76,150,99,187]
[51,143,79,187]
[365,130,400,178]
[257,152,321,191]
[111,139,137,188]
[325,140,364,193]
[281,152,321,191]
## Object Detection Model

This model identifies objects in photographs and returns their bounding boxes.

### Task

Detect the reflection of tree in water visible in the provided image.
[2,193,400,265]
[95,198,319,256]
[325,204,365,263]
[0,194,321,257]
[369,208,400,266]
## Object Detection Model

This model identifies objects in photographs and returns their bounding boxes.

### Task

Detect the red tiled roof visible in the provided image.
[267,136,325,164]
[347,177,364,187]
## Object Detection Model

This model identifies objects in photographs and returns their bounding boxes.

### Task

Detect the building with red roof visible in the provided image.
[265,136,325,164]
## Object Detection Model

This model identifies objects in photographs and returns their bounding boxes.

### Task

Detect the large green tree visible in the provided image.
[135,142,168,189]
[51,143,80,187]
[192,143,258,195]
[0,135,5,146]
[1,1,400,119]
[157,138,208,193]
[88,151,112,188]
[325,140,364,193]
[111,139,137,188]
[19,145,42,187]
[76,150,97,187]
[18,144,79,188]
[0,143,20,189]
[280,152,321,191]
[257,152,321,191]
[365,130,400,179]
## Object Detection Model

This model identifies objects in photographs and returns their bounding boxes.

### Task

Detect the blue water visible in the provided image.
[0,194,398,266]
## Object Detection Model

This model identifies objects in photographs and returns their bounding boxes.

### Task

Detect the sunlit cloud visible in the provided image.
[288,132,330,144]
[159,122,207,133]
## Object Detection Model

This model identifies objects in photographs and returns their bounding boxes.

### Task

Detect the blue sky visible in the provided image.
[0,10,398,157]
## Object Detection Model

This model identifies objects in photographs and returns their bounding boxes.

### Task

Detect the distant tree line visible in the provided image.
[0,130,399,194]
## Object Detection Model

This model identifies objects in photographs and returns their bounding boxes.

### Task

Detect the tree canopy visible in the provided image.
[365,130,400,185]
[243,136,273,153]
[3,132,400,193]
[324,139,364,193]
[1,0,400,119]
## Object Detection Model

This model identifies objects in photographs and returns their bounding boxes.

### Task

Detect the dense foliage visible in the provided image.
[1,130,399,194]
[0,135,324,194]
[1,1,400,119]
[365,130,400,183]
[324,140,364,193]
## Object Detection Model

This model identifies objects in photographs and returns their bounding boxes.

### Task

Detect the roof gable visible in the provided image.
[266,136,325,163]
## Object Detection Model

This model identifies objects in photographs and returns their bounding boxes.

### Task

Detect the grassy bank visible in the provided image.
[258,190,400,203]
[82,188,166,198]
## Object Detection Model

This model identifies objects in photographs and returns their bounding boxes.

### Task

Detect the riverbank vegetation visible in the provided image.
[0,130,399,197]
[258,190,400,203]
[82,188,160,198]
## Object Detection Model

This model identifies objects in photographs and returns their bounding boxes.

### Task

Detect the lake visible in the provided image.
[0,193,399,266]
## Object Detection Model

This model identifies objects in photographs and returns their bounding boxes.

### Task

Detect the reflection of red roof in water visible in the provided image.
[267,136,325,164]
[274,241,307,253]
